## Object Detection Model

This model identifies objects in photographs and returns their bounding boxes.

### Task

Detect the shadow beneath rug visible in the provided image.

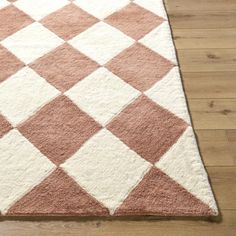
[0,214,222,223]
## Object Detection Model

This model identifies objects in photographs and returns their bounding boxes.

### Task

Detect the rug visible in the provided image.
[0,0,218,217]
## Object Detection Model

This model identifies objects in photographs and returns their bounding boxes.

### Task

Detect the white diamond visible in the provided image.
[69,22,134,65]
[139,21,177,64]
[0,129,56,214]
[134,0,167,19]
[74,0,130,19]
[61,129,151,214]
[14,0,70,21]
[0,67,60,126]
[145,67,190,123]
[65,67,140,126]
[0,0,9,9]
[1,22,64,64]
[155,127,218,214]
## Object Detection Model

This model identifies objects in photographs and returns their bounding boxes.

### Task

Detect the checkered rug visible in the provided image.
[0,0,218,217]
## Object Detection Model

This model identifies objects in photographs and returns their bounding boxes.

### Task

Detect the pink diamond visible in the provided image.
[106,43,174,91]
[18,96,101,165]
[30,43,99,92]
[41,3,98,40]
[105,3,164,40]
[0,114,12,138]
[0,5,33,41]
[0,45,24,83]
[107,95,188,163]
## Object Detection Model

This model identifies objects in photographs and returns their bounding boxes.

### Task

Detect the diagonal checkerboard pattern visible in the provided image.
[0,0,218,216]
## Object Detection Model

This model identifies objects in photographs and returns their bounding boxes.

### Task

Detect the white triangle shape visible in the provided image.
[155,127,218,214]
[134,0,168,19]
[139,21,177,64]
[145,67,191,124]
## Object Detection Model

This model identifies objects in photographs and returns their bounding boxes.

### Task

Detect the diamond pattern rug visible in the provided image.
[0,0,218,217]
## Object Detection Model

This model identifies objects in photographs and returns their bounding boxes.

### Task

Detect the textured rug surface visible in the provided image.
[0,0,218,217]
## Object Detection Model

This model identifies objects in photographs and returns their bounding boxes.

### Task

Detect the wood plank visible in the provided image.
[207,167,236,210]
[226,130,236,165]
[195,130,235,166]
[165,0,236,11]
[177,49,236,72]
[167,11,236,29]
[188,99,236,129]
[0,210,236,236]
[173,29,236,49]
[182,72,236,99]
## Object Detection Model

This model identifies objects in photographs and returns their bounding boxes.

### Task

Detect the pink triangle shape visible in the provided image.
[7,168,109,216]
[115,168,214,216]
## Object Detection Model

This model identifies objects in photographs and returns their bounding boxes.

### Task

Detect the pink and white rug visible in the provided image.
[0,0,218,217]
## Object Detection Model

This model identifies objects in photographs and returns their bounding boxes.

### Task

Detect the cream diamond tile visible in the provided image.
[14,0,70,20]
[74,0,130,19]
[0,67,60,126]
[65,67,140,126]
[68,22,134,65]
[1,22,64,64]
[61,129,151,214]
[139,21,177,64]
[0,129,56,214]
[134,0,167,19]
[0,0,9,9]
[145,67,190,123]
[155,127,218,214]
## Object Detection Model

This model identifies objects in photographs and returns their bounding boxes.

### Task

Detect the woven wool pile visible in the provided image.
[0,0,218,216]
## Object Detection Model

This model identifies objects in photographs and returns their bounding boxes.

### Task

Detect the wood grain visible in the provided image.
[167,11,236,29]
[188,99,236,129]
[165,0,236,11]
[195,130,235,167]
[177,49,236,72]
[226,130,236,164]
[207,167,236,210]
[182,72,236,99]
[174,29,236,49]
[0,0,236,235]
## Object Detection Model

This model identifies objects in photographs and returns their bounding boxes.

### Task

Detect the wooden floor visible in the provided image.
[1,0,236,235]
